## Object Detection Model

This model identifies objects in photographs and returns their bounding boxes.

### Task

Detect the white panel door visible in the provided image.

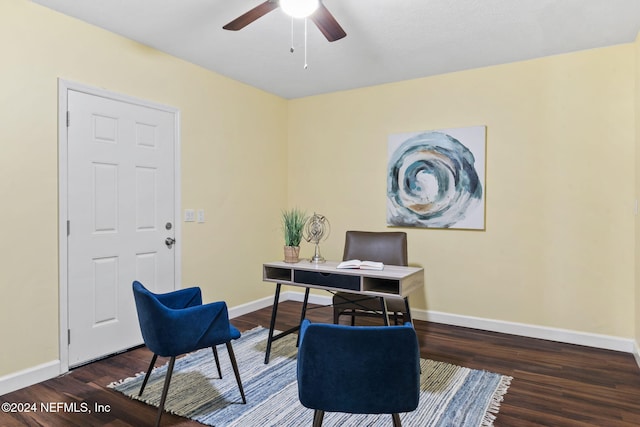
[67,89,177,367]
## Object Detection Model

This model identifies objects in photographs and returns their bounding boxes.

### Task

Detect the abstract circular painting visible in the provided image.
[387,126,486,230]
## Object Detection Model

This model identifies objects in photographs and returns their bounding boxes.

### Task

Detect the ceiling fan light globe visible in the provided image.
[280,0,319,18]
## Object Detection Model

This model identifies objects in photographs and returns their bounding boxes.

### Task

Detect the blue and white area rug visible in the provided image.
[109,327,512,426]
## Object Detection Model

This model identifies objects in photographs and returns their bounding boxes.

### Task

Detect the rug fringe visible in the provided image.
[480,375,513,427]
[107,371,146,389]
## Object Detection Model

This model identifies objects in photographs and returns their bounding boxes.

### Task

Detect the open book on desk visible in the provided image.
[336,259,384,270]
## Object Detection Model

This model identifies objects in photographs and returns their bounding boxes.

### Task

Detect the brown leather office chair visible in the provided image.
[332,231,411,325]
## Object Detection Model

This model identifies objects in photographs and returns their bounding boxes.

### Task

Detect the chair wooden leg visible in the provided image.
[380,297,390,326]
[403,296,413,324]
[333,306,341,324]
[391,413,402,427]
[225,342,246,404]
[138,353,158,396]
[211,346,222,378]
[155,356,176,427]
[312,409,325,427]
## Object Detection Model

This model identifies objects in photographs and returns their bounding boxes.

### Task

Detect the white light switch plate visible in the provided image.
[184,209,195,222]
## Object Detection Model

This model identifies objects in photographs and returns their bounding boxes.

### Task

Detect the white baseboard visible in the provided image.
[0,360,61,396]
[228,294,276,319]
[633,341,640,369]
[227,291,334,319]
[418,309,636,354]
[282,290,333,306]
[281,290,638,355]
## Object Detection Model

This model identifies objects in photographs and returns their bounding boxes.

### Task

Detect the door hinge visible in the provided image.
[67,220,70,236]
[66,111,70,127]
[68,329,71,345]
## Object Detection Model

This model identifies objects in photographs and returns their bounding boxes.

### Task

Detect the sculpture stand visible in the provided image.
[309,243,325,263]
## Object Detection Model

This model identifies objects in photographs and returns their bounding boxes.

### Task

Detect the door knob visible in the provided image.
[165,237,175,248]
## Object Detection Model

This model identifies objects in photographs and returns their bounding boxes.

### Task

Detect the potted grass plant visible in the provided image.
[282,208,308,263]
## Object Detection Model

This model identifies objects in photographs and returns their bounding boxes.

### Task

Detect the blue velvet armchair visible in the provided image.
[297,320,420,427]
[132,281,246,427]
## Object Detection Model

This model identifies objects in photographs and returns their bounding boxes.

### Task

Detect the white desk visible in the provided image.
[262,260,424,363]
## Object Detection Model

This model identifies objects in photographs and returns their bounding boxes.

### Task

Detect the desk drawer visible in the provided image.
[293,270,360,291]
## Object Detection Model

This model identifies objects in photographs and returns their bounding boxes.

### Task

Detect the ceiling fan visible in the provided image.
[223,0,347,42]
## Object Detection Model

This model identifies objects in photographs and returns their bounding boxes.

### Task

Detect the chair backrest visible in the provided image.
[132,281,205,356]
[297,320,420,415]
[343,231,408,266]
[132,281,173,356]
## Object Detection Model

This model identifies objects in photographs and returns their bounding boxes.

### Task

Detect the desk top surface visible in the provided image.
[263,260,423,279]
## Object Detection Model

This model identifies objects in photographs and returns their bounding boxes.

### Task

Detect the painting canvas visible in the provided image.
[387,126,486,230]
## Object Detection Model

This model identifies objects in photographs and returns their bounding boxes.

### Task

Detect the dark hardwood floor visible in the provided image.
[2,301,640,426]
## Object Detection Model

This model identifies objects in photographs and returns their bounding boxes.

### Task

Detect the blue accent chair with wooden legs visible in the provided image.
[297,319,420,427]
[132,281,246,427]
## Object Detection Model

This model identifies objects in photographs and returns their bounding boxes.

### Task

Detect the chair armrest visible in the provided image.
[149,301,238,356]
[155,286,202,309]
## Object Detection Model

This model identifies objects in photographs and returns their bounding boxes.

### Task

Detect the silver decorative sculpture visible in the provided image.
[303,213,330,263]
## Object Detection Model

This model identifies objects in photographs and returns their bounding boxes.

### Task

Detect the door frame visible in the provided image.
[57,79,182,373]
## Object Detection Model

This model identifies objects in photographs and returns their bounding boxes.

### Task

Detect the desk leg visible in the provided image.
[403,297,413,325]
[380,297,390,326]
[264,283,282,364]
[296,288,310,347]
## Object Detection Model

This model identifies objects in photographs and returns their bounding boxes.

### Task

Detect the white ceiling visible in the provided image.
[31,0,640,99]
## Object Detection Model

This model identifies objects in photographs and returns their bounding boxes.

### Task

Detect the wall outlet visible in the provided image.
[197,209,205,223]
[184,209,195,222]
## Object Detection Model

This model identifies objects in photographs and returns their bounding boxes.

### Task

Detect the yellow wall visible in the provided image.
[0,1,287,376]
[2,0,639,381]
[288,45,636,337]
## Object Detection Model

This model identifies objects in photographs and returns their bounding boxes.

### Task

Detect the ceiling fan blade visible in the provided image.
[311,3,346,42]
[223,1,279,31]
